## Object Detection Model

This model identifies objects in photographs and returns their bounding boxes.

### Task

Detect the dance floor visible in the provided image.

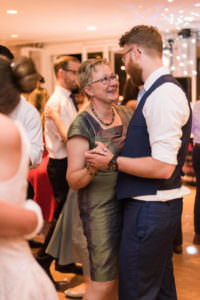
[39,186,200,300]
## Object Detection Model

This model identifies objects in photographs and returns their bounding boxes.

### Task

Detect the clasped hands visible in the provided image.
[85,141,113,171]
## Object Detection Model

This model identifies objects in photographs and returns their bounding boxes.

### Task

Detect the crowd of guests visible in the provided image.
[0,24,199,300]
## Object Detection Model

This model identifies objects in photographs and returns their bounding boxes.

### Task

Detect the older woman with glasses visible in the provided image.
[66,58,132,300]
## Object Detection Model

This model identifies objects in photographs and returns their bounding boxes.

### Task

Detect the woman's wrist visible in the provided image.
[85,164,96,176]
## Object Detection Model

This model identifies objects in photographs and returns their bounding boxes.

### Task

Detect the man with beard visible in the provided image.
[37,56,82,283]
[85,25,191,300]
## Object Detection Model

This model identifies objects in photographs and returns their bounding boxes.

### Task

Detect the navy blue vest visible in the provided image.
[116,74,192,200]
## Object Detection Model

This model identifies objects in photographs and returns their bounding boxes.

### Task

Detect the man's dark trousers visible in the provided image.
[119,198,182,300]
[41,157,69,252]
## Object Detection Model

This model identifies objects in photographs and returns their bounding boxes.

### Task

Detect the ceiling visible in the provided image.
[1,0,200,46]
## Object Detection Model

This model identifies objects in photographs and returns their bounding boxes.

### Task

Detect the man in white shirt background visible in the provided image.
[37,55,82,282]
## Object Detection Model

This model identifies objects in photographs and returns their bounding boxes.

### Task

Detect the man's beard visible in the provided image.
[127,60,144,86]
[67,81,79,93]
[71,85,79,93]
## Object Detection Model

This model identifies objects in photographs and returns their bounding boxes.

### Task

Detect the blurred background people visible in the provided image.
[121,77,139,111]
[43,81,90,298]
[0,55,58,300]
[192,100,200,245]
[0,45,43,202]
[37,55,82,284]
[28,74,49,128]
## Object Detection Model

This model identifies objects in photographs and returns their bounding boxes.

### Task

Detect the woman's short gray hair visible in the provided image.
[78,58,110,90]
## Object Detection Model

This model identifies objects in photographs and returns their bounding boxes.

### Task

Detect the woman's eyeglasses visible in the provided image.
[89,74,119,86]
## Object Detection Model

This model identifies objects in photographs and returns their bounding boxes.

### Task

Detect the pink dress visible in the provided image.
[0,123,58,300]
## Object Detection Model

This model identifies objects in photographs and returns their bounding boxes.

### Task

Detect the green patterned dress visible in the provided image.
[68,105,132,282]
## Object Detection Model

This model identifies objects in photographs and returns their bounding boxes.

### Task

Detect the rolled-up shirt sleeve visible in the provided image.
[9,97,44,168]
[143,83,190,165]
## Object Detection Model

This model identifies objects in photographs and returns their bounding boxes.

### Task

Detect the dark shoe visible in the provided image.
[29,240,43,248]
[37,248,46,258]
[193,233,200,245]
[36,253,54,270]
[55,280,70,292]
[55,262,83,275]
[173,244,183,254]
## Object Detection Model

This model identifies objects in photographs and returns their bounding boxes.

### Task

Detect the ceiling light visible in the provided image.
[87,26,96,31]
[7,10,18,14]
[11,34,18,38]
[168,0,174,2]
[194,3,200,7]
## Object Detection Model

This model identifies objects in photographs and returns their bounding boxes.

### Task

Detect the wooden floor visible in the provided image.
[46,186,200,300]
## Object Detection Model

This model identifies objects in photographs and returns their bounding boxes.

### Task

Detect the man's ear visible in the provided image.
[84,85,93,97]
[132,45,142,60]
[57,68,64,79]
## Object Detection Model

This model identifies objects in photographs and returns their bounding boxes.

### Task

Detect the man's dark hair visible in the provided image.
[0,45,14,60]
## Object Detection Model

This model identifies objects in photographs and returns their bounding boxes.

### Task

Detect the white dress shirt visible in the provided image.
[135,67,190,201]
[45,86,77,159]
[9,96,43,169]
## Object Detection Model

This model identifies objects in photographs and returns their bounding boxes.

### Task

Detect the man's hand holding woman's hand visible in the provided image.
[85,141,113,170]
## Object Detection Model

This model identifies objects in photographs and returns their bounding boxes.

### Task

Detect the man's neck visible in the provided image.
[56,81,70,92]
[142,58,163,82]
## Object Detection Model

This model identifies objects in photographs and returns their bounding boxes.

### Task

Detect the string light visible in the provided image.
[170,66,176,71]
[163,28,197,105]
[182,43,188,48]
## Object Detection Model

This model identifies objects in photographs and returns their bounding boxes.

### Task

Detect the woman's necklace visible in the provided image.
[90,102,115,126]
